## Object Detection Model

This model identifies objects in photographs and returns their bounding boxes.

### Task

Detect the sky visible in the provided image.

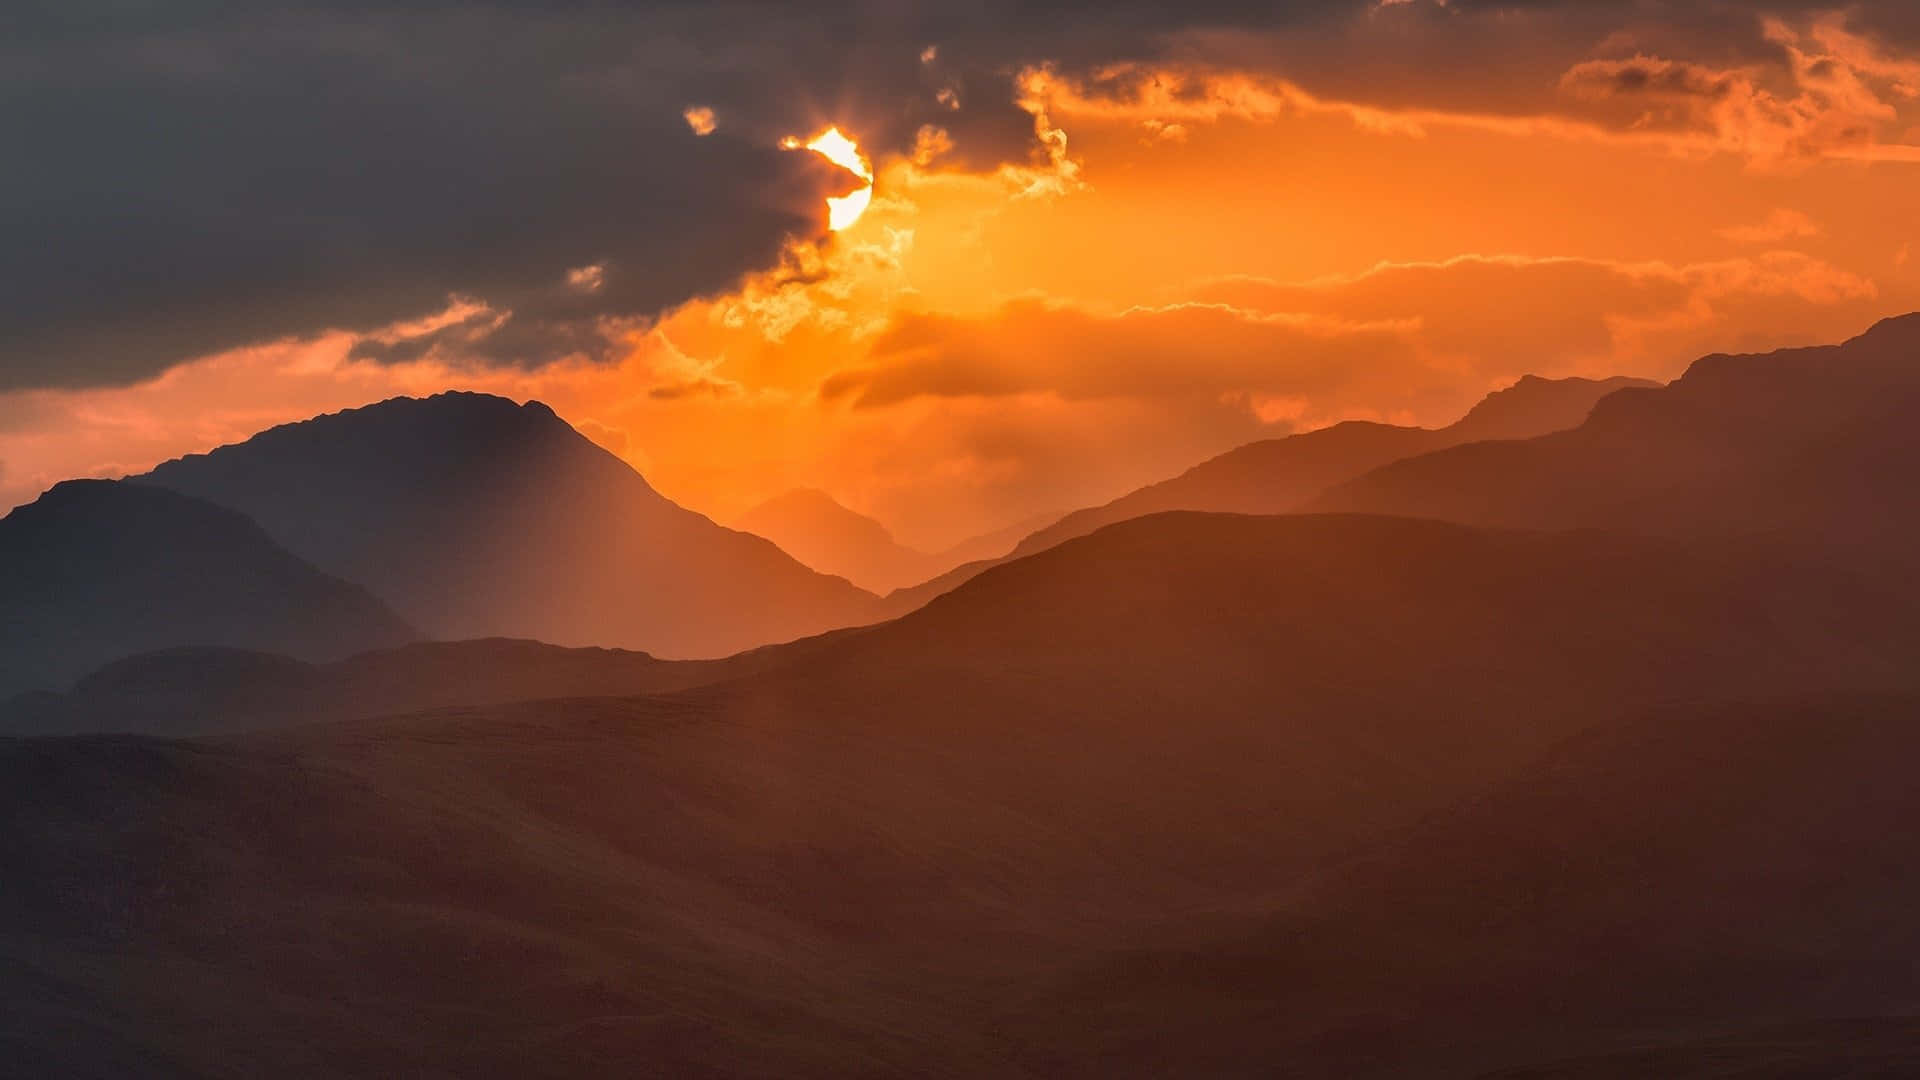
[5,0,1920,547]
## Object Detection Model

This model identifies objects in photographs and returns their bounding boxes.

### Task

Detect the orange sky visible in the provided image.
[5,5,1919,547]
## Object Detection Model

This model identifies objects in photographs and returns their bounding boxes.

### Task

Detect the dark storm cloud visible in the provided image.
[0,0,1384,391]
[2,0,1909,391]
[1,3,859,389]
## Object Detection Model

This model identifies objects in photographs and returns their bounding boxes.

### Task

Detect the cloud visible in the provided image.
[1,6,878,391]
[9,1,1917,396]
[824,252,1883,431]
[1719,208,1824,245]
[822,300,1428,412]
[1556,26,1920,165]
[1193,252,1881,375]
[1022,9,1920,166]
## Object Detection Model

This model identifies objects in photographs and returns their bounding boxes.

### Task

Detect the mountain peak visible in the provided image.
[137,398,880,657]
[735,487,934,594]
[1447,373,1661,443]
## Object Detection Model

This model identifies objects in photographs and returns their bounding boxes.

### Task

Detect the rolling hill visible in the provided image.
[3,511,1915,1076]
[0,631,862,738]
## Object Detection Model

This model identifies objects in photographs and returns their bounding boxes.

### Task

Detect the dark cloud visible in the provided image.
[4,0,1913,391]
[1,4,870,389]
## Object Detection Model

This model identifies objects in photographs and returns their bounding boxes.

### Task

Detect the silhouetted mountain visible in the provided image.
[4,512,1914,1075]
[0,480,416,699]
[883,374,1651,613]
[1314,315,1920,572]
[735,488,939,593]
[137,393,884,657]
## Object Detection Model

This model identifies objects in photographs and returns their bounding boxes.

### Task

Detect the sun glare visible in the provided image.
[795,126,874,231]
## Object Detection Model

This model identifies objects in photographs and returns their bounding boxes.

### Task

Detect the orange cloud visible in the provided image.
[1718,209,1824,245]
[1023,11,1920,169]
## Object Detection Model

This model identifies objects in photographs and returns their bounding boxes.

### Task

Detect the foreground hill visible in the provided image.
[1314,314,1920,571]
[886,374,1651,612]
[0,480,416,699]
[734,488,940,593]
[1015,692,1920,1076]
[137,393,884,658]
[4,512,1915,1076]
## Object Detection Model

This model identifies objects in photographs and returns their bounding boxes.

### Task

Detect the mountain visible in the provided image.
[734,488,939,593]
[882,374,1651,613]
[0,480,416,699]
[4,511,1915,1075]
[136,393,884,658]
[1313,314,1920,570]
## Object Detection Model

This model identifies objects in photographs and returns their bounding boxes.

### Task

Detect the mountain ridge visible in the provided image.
[881,373,1653,613]
[1310,313,1920,565]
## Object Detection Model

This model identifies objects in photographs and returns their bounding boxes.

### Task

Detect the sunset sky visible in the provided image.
[7,1,1920,546]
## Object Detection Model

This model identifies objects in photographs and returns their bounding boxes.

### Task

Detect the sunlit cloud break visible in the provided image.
[786,126,875,231]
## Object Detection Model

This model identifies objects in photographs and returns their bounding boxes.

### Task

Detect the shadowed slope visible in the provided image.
[3,512,1915,1076]
[884,374,1651,614]
[0,480,416,699]
[138,393,884,658]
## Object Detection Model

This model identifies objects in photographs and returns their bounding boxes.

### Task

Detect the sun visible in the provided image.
[787,126,874,231]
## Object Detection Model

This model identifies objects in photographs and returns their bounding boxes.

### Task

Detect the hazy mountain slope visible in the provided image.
[3,512,1915,1076]
[1314,314,1920,567]
[137,392,883,658]
[882,374,1650,614]
[0,480,416,699]
[927,510,1066,566]
[734,488,938,593]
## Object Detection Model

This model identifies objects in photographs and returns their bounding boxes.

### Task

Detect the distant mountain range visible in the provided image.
[885,373,1652,612]
[1313,313,1920,572]
[137,392,884,658]
[0,373,1653,688]
[0,480,415,698]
